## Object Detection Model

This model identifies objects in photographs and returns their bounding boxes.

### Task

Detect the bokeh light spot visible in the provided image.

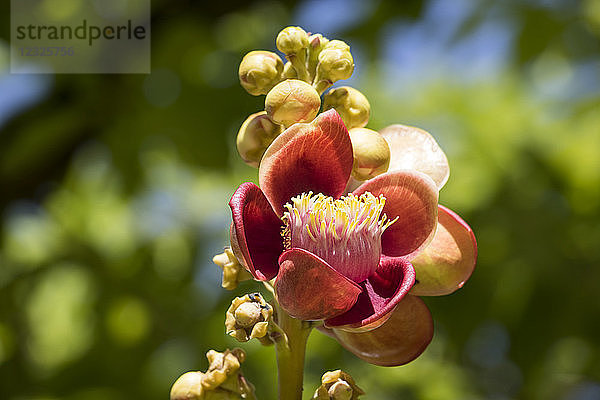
[106,296,151,346]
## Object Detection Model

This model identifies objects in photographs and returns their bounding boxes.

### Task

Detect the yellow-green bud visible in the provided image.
[322,86,370,129]
[213,247,253,290]
[234,302,262,328]
[276,26,309,55]
[170,371,205,400]
[309,34,330,54]
[323,39,350,52]
[236,111,284,168]
[315,40,354,84]
[307,34,330,81]
[203,349,243,390]
[265,79,321,127]
[238,51,284,96]
[282,61,298,79]
[328,381,353,400]
[312,370,364,400]
[349,128,390,181]
[171,349,254,400]
[226,293,273,343]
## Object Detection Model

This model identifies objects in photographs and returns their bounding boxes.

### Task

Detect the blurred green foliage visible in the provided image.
[1,0,599,399]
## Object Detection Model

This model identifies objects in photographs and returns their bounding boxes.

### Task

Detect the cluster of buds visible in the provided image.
[170,348,255,400]
[225,293,273,345]
[203,24,478,400]
[237,26,387,182]
[312,370,364,400]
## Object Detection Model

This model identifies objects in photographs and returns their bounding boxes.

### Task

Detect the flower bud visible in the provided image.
[170,371,204,400]
[308,34,330,55]
[315,40,354,84]
[307,33,329,81]
[265,79,321,127]
[349,128,390,181]
[276,26,309,55]
[236,111,284,168]
[323,40,350,52]
[312,370,364,400]
[226,293,273,343]
[170,349,254,400]
[238,51,284,96]
[203,349,244,389]
[213,247,253,290]
[204,349,255,398]
[328,381,353,400]
[322,86,370,129]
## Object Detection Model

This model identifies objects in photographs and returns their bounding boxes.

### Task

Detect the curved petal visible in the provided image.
[380,124,449,189]
[259,109,353,216]
[275,248,361,321]
[332,295,433,366]
[229,182,284,281]
[410,205,477,296]
[324,256,415,330]
[354,170,438,258]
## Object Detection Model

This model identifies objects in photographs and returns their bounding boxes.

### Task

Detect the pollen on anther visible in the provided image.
[281,190,396,282]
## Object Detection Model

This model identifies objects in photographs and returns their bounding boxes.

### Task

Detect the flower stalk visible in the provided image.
[273,301,314,400]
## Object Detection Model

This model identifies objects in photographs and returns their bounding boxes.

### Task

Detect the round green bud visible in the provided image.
[349,128,390,181]
[323,86,370,129]
[170,371,204,400]
[265,79,321,127]
[236,111,284,168]
[238,51,283,96]
[276,26,309,55]
[316,49,354,83]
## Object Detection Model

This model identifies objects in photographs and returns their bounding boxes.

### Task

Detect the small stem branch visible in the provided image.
[273,302,313,400]
[313,79,332,95]
[288,50,310,83]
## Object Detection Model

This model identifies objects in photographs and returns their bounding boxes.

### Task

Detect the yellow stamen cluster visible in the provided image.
[284,192,396,243]
[282,191,397,282]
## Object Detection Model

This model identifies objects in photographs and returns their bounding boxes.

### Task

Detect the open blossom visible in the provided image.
[229,110,476,365]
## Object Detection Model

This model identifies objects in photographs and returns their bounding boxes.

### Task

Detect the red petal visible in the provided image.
[229,182,284,281]
[324,257,415,330]
[275,248,362,321]
[410,205,477,296]
[259,109,353,216]
[332,295,433,366]
[354,170,438,258]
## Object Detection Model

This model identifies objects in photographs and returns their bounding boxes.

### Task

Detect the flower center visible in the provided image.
[282,191,397,283]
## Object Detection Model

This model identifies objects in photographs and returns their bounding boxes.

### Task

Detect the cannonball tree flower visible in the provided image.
[230,109,460,364]
[229,110,477,366]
